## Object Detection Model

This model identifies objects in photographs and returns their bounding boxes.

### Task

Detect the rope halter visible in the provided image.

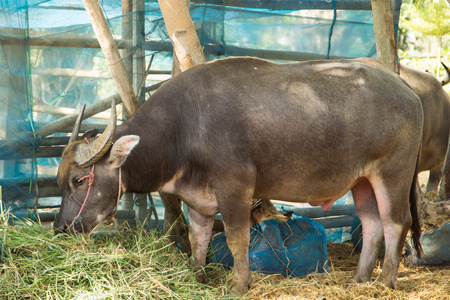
[65,138,122,232]
[66,164,95,231]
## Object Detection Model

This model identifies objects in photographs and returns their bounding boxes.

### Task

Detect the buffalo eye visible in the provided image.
[75,178,85,187]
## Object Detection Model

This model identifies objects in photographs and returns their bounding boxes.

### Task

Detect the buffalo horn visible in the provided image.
[75,99,117,167]
[68,104,86,144]
[439,62,450,86]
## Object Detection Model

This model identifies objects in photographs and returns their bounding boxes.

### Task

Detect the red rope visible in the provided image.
[66,138,95,231]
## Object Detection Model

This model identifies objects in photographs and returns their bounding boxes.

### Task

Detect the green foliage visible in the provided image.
[401,0,450,37]
[399,0,450,83]
[0,213,232,299]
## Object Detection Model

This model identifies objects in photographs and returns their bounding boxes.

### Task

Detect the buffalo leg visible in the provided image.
[425,167,443,195]
[160,192,191,254]
[445,173,450,199]
[371,177,412,289]
[352,179,384,283]
[188,207,215,283]
[443,134,450,199]
[216,188,253,296]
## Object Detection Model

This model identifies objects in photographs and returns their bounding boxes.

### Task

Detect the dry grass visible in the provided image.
[0,215,231,299]
[1,199,448,299]
[244,242,450,300]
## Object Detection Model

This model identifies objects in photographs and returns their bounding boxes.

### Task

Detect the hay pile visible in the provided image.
[246,242,450,299]
[1,211,448,299]
[0,214,230,299]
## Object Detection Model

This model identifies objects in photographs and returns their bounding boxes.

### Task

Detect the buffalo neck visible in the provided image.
[113,107,180,194]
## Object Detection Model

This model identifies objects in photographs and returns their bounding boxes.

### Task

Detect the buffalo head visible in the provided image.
[54,100,140,234]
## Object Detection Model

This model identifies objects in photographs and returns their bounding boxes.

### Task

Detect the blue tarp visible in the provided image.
[352,216,449,266]
[406,222,450,266]
[210,214,329,277]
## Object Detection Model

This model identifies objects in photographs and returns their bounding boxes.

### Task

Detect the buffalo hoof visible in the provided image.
[350,273,371,284]
[195,269,208,284]
[229,277,253,297]
[345,277,358,285]
[373,280,392,290]
[378,276,396,290]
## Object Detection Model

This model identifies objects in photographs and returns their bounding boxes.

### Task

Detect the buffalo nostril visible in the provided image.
[53,224,68,235]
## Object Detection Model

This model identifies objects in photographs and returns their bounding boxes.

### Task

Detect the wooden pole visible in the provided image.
[158,0,206,73]
[24,32,348,61]
[82,0,139,116]
[157,0,207,254]
[133,0,147,105]
[122,0,133,84]
[37,95,121,139]
[33,104,118,120]
[31,67,170,80]
[119,0,137,216]
[36,80,164,139]
[170,0,190,77]
[371,0,399,74]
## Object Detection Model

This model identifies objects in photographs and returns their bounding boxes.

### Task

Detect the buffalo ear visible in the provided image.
[81,129,99,140]
[107,135,140,168]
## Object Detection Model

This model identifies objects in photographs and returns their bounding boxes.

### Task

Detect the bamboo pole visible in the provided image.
[122,0,133,83]
[82,0,139,116]
[158,0,206,72]
[23,32,349,62]
[32,68,113,79]
[189,0,372,10]
[371,0,399,73]
[130,0,150,224]
[31,68,171,81]
[170,0,190,77]
[37,94,121,139]
[27,35,132,49]
[33,104,118,120]
[33,78,166,140]
[33,81,164,138]
[133,0,146,106]
[117,0,136,217]
[157,0,208,254]
[283,204,356,219]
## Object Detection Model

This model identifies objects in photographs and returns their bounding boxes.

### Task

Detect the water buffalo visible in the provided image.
[55,57,423,296]
[399,63,450,197]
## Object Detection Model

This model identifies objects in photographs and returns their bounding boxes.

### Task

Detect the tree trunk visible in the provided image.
[371,0,399,74]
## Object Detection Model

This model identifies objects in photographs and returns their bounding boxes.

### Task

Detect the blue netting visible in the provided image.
[0,0,402,212]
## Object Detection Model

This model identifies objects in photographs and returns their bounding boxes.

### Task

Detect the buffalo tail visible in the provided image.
[409,150,423,259]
